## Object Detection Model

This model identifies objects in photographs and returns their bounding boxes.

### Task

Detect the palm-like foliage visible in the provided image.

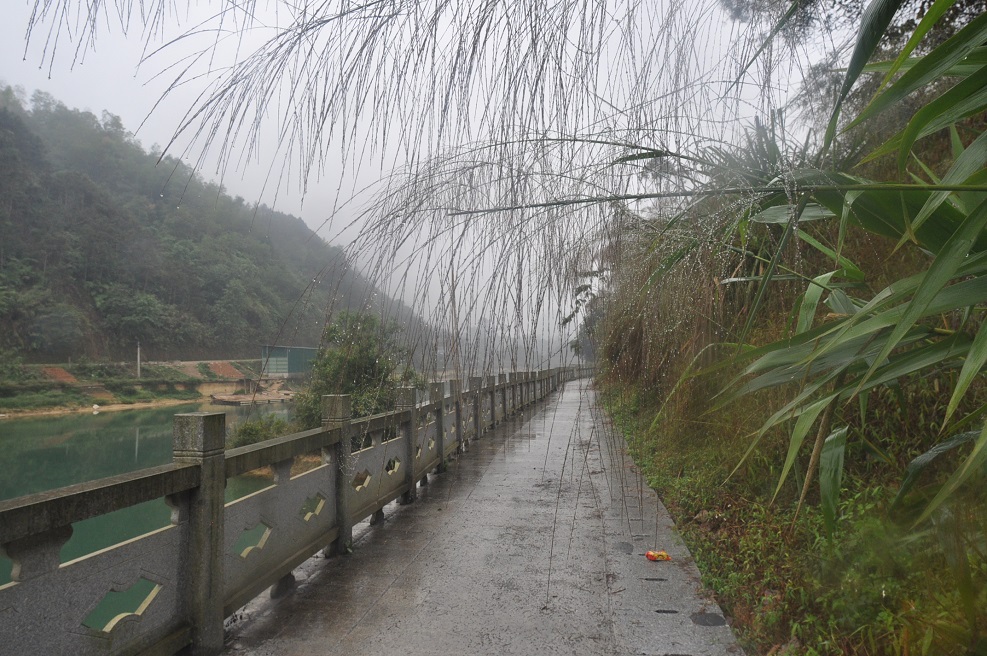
[720,0,987,532]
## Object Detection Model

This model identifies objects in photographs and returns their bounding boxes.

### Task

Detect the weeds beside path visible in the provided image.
[601,380,987,656]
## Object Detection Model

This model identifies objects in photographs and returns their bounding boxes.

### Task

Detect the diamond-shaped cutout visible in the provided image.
[235,522,272,558]
[299,494,326,522]
[352,429,373,452]
[427,438,436,452]
[82,577,160,633]
[385,457,401,475]
[352,469,372,492]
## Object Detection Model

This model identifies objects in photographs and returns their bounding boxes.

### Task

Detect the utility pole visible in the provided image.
[137,339,141,380]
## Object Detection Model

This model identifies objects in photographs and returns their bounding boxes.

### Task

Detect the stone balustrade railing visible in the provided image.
[0,367,589,655]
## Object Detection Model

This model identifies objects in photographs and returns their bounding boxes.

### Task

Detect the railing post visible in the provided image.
[396,387,418,504]
[430,382,448,472]
[323,395,352,556]
[497,374,506,421]
[469,376,483,437]
[486,377,496,429]
[449,379,464,451]
[173,412,226,656]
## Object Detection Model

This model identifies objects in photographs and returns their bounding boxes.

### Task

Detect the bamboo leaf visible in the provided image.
[797,230,864,280]
[944,319,987,426]
[797,272,836,333]
[950,125,965,160]
[895,427,987,523]
[852,14,987,127]
[867,78,987,165]
[791,169,971,254]
[953,168,987,215]
[863,46,987,76]
[750,203,835,224]
[824,289,860,316]
[896,69,987,172]
[820,426,849,535]
[740,197,806,342]
[825,0,907,150]
[877,0,959,87]
[859,198,987,391]
[722,275,801,284]
[858,334,968,395]
[949,400,987,435]
[912,130,987,235]
[773,398,830,503]
[726,385,842,483]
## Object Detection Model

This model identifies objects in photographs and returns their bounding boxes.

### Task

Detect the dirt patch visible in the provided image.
[172,362,206,379]
[41,367,78,384]
[198,381,240,396]
[209,361,243,379]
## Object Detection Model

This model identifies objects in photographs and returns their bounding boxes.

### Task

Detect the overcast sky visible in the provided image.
[0,2,378,245]
[0,1,847,366]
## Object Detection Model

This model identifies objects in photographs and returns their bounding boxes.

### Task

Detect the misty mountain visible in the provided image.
[0,86,425,362]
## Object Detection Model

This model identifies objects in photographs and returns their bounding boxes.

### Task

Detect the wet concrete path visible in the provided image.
[225,380,744,656]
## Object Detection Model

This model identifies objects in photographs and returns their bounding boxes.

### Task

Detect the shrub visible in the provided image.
[227,414,291,449]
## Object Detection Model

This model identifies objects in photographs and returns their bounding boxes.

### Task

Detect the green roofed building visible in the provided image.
[261,345,319,378]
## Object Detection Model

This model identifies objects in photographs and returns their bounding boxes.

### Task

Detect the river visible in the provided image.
[0,402,290,587]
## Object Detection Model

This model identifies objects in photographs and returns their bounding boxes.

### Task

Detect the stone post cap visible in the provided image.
[468,376,483,391]
[449,379,461,396]
[429,382,446,401]
[322,395,352,423]
[395,387,418,408]
[173,412,226,457]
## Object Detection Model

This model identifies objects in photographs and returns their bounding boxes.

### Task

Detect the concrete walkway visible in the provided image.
[224,380,744,656]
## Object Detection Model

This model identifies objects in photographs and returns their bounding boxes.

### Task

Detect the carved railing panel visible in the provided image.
[462,402,476,441]
[416,409,440,475]
[0,524,184,656]
[442,398,458,458]
[222,461,338,613]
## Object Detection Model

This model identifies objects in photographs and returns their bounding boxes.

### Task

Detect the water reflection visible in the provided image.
[0,402,290,586]
[0,402,288,500]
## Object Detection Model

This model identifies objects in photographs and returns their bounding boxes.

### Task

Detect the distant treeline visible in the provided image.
[0,85,416,362]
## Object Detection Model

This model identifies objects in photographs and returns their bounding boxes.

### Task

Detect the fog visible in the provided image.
[1,3,386,245]
[0,0,846,371]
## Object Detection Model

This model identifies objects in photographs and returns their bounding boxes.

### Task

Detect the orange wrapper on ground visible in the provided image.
[646,550,671,561]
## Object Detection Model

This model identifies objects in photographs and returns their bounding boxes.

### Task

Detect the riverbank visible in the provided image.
[0,359,269,417]
[0,396,211,419]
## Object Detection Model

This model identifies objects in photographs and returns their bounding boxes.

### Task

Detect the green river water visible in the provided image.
[0,402,289,588]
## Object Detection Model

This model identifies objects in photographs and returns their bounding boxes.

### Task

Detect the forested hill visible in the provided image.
[0,86,408,362]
